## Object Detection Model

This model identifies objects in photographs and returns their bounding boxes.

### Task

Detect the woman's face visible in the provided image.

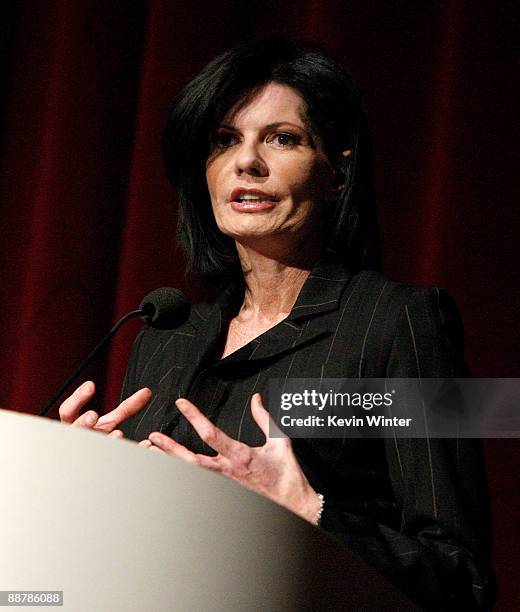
[205,83,338,255]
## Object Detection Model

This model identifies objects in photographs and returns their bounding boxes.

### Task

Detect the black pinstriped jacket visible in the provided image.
[119,255,495,610]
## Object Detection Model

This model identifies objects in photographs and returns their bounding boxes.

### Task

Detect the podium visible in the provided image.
[0,409,416,611]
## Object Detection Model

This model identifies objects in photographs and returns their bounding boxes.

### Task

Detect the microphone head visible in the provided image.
[139,287,190,329]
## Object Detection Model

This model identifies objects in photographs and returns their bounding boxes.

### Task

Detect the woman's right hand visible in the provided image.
[59,380,152,439]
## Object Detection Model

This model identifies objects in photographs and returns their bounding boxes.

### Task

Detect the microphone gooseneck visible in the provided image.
[39,288,190,417]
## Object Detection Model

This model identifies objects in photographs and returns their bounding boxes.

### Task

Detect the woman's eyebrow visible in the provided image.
[217,121,307,131]
[264,121,306,130]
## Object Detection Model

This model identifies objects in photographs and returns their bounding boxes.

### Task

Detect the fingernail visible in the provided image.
[141,440,152,448]
[149,433,160,444]
[81,381,94,395]
[85,412,96,425]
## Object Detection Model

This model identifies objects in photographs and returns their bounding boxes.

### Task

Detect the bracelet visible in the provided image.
[315,493,325,526]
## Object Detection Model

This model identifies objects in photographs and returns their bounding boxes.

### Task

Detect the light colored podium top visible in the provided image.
[0,409,415,611]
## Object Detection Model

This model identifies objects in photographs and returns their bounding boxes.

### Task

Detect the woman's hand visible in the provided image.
[140,393,322,524]
[59,380,152,439]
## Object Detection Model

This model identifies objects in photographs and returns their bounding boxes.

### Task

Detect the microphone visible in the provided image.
[38,288,190,417]
[139,287,190,329]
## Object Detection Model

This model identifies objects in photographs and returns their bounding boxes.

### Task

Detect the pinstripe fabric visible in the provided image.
[119,255,495,610]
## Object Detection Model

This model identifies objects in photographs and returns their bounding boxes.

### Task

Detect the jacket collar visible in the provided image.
[177,254,353,377]
[191,253,353,328]
[286,254,353,321]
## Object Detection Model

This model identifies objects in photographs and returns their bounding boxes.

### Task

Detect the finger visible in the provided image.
[71,410,99,429]
[175,398,240,457]
[94,388,152,433]
[148,433,225,473]
[108,429,124,439]
[148,431,200,463]
[59,381,95,424]
[250,393,287,440]
[250,393,270,436]
[149,445,166,455]
[138,439,152,448]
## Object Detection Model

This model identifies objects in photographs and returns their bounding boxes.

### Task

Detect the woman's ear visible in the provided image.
[327,149,352,198]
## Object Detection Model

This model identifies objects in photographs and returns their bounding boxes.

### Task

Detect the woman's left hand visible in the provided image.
[140,393,322,524]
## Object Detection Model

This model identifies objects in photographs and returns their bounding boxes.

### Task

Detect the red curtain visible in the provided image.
[1,1,518,607]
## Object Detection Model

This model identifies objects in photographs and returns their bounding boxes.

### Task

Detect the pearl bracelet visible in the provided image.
[315,493,325,526]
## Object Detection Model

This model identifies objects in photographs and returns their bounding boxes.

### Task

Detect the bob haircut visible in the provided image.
[162,33,379,284]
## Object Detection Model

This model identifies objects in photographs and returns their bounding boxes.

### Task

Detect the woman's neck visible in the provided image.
[235,241,321,323]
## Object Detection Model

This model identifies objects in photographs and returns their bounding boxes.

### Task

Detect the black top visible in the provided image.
[119,255,496,610]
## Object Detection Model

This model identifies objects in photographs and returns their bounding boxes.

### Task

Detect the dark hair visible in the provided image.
[161,33,379,283]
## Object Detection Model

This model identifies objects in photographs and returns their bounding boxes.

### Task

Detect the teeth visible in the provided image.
[238,195,264,201]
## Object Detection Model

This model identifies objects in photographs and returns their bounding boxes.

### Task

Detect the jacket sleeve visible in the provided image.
[320,286,496,610]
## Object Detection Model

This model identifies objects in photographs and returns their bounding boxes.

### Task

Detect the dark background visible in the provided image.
[1,1,518,608]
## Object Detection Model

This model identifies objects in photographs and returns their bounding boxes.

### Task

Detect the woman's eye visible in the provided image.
[269,133,300,147]
[211,132,237,149]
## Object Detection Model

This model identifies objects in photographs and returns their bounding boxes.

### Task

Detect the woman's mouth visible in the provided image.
[231,199,278,212]
[229,189,279,212]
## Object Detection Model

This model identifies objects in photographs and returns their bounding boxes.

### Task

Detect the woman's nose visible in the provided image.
[234,141,268,177]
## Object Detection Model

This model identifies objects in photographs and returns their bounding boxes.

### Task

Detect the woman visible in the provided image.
[60,35,495,609]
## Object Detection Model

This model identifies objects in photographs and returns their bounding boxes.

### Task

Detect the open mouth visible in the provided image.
[230,189,279,211]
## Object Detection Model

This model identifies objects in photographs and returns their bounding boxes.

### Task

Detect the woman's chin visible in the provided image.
[220,222,282,242]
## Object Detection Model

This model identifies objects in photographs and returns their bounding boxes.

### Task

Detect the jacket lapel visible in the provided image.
[158,256,354,433]
[176,255,354,377]
[176,302,223,397]
[248,256,353,361]
[286,255,353,321]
